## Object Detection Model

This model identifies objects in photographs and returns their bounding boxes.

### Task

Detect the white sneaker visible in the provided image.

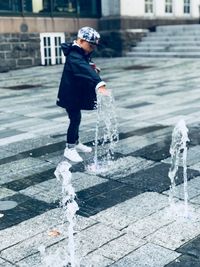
[76,143,92,153]
[64,148,83,162]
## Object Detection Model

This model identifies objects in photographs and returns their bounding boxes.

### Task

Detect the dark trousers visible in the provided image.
[66,109,81,145]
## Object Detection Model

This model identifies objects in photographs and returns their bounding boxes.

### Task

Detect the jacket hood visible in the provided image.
[61,42,92,59]
[61,43,72,56]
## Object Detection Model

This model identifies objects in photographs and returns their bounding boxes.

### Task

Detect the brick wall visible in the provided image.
[0,33,41,73]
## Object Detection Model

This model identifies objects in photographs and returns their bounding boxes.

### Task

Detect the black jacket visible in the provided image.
[57,43,102,110]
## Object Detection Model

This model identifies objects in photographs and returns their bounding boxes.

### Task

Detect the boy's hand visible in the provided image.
[98,86,110,96]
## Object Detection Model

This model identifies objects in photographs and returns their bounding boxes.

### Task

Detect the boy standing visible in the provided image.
[57,26,108,162]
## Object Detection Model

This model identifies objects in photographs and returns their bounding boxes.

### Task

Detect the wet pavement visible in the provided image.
[0,57,200,266]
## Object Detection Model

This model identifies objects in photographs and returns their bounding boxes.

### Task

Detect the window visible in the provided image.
[53,0,76,14]
[40,33,65,66]
[0,0,21,13]
[23,0,51,14]
[184,0,190,14]
[0,0,50,14]
[78,0,100,17]
[145,0,153,13]
[165,0,173,13]
[0,0,101,17]
[52,0,100,17]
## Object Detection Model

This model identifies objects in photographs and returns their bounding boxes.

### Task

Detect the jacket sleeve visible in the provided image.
[68,52,102,86]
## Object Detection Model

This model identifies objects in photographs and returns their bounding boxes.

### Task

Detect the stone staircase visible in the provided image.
[127,24,200,58]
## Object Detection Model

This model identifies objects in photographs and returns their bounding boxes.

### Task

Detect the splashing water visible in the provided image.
[88,92,119,173]
[168,119,190,217]
[55,161,79,267]
[39,161,79,267]
[38,244,74,267]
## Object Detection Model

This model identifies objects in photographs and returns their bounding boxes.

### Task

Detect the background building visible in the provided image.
[0,0,101,72]
[0,0,200,72]
[100,0,200,56]
[101,0,200,28]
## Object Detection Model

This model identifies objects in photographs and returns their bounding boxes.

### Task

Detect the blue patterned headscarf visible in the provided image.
[77,27,100,45]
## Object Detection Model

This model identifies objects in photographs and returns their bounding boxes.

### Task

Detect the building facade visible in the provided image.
[0,0,101,72]
[0,0,200,72]
[100,0,200,30]
[99,0,200,56]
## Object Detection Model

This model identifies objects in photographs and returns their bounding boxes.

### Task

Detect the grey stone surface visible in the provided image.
[0,208,62,251]
[0,148,18,160]
[163,176,200,201]
[91,192,169,230]
[146,209,200,250]
[17,222,121,266]
[110,243,180,267]
[92,156,156,179]
[16,253,42,267]
[0,158,53,185]
[75,223,121,257]
[0,187,16,199]
[0,258,15,266]
[165,254,200,267]
[0,157,45,174]
[1,229,65,263]
[0,132,36,146]
[80,253,114,267]
[0,57,200,267]
[191,162,200,171]
[163,145,200,167]
[1,135,64,154]
[190,194,200,205]
[125,206,176,238]
[20,173,107,203]
[20,179,60,203]
[94,233,146,261]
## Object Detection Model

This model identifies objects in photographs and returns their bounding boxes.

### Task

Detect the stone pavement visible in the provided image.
[0,57,200,267]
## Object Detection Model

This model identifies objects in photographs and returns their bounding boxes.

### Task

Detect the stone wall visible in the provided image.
[96,29,148,57]
[0,33,41,73]
[0,29,145,72]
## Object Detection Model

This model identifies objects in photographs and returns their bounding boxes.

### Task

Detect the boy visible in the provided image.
[57,26,108,163]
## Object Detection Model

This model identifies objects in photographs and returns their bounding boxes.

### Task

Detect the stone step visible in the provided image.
[148,32,200,37]
[142,36,200,42]
[127,24,200,58]
[126,51,200,58]
[138,41,200,47]
[133,46,200,53]
[156,24,200,32]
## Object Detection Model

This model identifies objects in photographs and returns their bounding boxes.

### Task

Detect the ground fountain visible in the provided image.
[38,91,119,266]
[55,161,79,267]
[39,161,79,267]
[168,119,190,218]
[0,201,18,219]
[87,91,119,174]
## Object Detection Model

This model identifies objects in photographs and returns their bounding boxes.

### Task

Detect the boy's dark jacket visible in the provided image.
[57,43,102,110]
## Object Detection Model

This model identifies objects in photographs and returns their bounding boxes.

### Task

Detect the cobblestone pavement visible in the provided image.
[0,57,200,267]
